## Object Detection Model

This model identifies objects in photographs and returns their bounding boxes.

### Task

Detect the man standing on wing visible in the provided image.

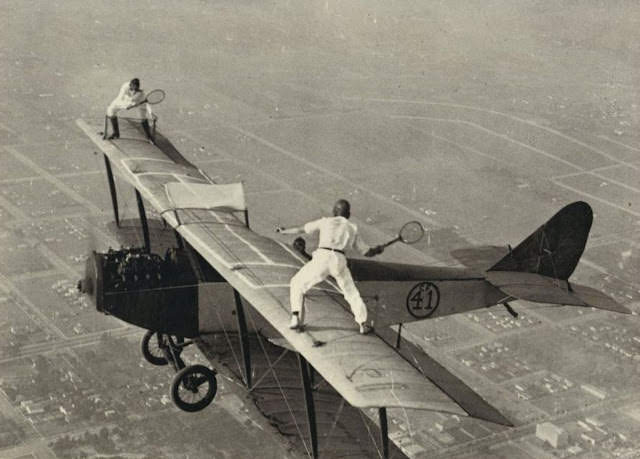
[105,78,154,142]
[276,199,384,335]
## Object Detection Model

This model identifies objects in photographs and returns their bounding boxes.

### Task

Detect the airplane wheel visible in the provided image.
[141,331,168,366]
[171,364,217,412]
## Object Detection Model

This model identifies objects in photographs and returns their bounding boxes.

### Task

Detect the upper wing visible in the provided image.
[76,119,213,207]
[172,213,464,413]
[77,118,467,414]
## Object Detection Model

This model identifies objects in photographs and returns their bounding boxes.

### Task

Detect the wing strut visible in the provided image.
[174,229,184,249]
[395,323,403,348]
[135,189,151,252]
[378,407,389,459]
[103,155,120,228]
[298,353,319,459]
[233,289,252,388]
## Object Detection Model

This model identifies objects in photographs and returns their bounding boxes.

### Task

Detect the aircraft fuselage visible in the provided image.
[351,259,506,328]
[80,244,506,338]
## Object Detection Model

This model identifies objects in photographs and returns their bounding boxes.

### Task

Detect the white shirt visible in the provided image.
[109,81,153,119]
[303,216,370,255]
[114,81,146,107]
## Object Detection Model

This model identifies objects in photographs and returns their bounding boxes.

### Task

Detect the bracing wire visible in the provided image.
[99,206,315,456]
[247,346,289,391]
[323,398,345,451]
[244,306,313,458]
[185,208,315,457]
[212,304,244,379]
[359,409,384,459]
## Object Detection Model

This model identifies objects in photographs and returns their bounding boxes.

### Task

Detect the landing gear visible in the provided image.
[503,302,519,318]
[171,364,217,412]
[141,331,168,366]
[140,331,187,369]
[141,331,217,412]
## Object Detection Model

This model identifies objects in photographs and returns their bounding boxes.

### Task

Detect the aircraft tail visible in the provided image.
[488,201,592,280]
[485,201,631,314]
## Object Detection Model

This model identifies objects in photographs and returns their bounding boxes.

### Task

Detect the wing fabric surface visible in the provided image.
[77,119,467,414]
[177,213,465,413]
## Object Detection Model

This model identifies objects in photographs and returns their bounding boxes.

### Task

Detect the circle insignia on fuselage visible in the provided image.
[406,282,440,318]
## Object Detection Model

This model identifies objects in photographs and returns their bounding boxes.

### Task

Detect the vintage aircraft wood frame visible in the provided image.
[77,118,632,459]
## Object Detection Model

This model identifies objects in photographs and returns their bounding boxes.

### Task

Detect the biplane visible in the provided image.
[76,117,631,458]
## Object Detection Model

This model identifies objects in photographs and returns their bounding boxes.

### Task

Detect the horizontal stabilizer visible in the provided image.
[487,271,583,305]
[486,271,631,314]
[570,283,632,314]
[450,245,510,273]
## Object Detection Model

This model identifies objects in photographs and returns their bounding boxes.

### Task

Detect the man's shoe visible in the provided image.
[289,314,301,330]
[107,134,119,140]
[359,323,373,335]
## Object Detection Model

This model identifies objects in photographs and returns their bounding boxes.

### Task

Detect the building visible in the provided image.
[581,384,607,400]
[536,422,568,448]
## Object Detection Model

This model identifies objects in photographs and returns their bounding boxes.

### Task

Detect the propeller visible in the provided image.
[77,220,113,299]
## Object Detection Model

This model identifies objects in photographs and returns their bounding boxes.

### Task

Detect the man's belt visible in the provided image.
[319,247,345,255]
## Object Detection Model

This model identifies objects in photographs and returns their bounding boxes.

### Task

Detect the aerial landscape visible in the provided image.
[1,1,639,458]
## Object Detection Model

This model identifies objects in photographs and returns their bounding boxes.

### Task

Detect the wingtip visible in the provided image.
[475,411,515,427]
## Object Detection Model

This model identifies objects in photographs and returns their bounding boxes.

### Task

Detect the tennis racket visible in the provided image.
[381,221,425,248]
[129,89,165,108]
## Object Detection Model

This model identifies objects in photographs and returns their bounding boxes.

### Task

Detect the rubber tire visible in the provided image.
[171,364,217,412]
[141,331,168,366]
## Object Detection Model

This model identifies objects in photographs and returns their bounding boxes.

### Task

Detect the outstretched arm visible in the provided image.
[276,218,322,236]
[364,245,384,257]
[127,91,146,110]
[275,225,305,235]
[355,234,384,257]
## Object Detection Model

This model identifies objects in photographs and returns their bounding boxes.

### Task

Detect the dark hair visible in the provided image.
[130,78,140,89]
[333,199,351,218]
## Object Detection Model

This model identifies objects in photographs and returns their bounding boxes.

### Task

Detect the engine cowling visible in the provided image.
[78,247,199,337]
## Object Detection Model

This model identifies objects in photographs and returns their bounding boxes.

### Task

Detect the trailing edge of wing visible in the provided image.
[375,327,514,426]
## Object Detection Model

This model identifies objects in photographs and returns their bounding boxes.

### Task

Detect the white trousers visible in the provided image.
[290,249,367,324]
[106,101,151,119]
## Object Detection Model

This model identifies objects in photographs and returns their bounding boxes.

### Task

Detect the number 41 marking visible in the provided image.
[410,284,434,310]
[406,282,440,318]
